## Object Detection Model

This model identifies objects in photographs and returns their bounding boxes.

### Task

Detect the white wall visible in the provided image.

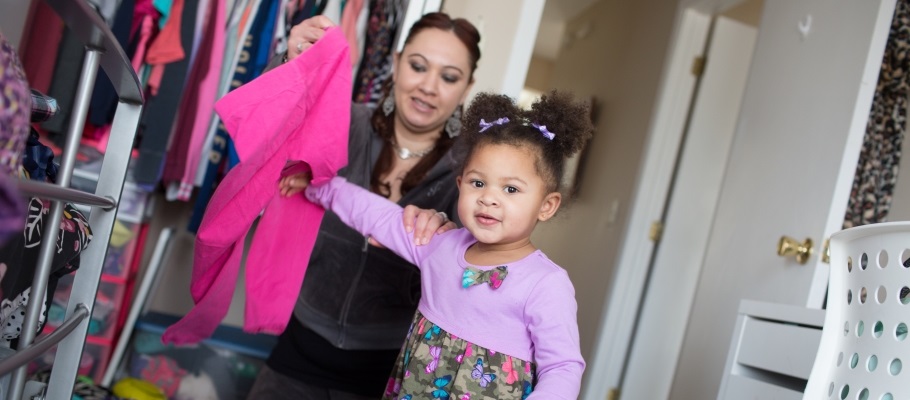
[442,0,544,99]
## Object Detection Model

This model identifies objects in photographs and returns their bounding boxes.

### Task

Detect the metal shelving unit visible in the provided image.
[0,0,144,398]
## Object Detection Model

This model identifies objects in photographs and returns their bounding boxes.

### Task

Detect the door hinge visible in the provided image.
[691,55,706,76]
[607,387,621,400]
[649,221,664,243]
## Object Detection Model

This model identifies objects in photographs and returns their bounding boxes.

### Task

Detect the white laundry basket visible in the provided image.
[804,222,910,400]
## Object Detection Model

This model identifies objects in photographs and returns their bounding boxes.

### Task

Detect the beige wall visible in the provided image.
[140,193,249,327]
[442,0,543,99]
[528,0,678,370]
[721,0,764,27]
[525,55,554,92]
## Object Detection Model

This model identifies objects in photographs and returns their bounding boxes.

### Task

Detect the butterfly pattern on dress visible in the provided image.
[424,324,441,341]
[471,358,496,388]
[385,311,536,400]
[426,346,441,374]
[432,375,452,399]
[502,356,519,384]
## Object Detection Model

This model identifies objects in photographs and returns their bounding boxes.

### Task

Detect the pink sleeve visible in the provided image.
[305,177,426,267]
[525,272,586,399]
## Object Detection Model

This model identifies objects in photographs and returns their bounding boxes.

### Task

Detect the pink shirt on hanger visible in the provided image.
[162,28,351,345]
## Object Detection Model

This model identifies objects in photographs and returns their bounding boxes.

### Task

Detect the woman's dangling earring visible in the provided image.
[382,87,396,116]
[445,105,463,138]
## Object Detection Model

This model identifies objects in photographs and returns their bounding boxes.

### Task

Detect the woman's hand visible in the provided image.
[286,16,336,61]
[402,205,457,245]
[368,205,455,248]
[279,171,312,197]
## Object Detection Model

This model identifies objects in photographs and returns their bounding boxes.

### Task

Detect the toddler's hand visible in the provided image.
[279,172,312,197]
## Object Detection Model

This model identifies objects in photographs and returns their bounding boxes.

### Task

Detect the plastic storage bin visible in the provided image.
[112,312,277,400]
[29,335,112,382]
[47,274,125,341]
[804,222,910,399]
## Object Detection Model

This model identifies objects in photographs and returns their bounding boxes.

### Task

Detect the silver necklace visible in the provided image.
[392,142,435,160]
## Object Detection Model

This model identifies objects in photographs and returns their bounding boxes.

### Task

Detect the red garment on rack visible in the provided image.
[145,0,186,95]
[162,28,350,345]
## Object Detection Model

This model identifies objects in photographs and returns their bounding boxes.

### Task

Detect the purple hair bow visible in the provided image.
[531,123,556,140]
[478,117,510,132]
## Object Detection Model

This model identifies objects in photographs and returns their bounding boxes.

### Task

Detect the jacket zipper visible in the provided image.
[335,235,370,347]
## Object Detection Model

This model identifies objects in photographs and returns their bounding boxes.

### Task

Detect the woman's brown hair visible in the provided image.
[369,13,481,198]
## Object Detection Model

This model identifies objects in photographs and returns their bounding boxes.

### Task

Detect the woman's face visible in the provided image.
[392,28,474,137]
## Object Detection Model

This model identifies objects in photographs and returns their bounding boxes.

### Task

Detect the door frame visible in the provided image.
[583,0,897,398]
[581,6,714,400]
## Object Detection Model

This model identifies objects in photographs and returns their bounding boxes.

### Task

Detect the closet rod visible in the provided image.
[0,305,88,377]
[45,0,143,103]
[17,180,117,210]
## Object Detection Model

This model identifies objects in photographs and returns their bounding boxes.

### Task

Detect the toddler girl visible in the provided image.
[290,91,593,399]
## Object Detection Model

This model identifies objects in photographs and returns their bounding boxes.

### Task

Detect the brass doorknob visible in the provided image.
[778,236,814,264]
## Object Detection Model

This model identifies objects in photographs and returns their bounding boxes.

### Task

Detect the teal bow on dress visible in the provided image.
[462,266,508,289]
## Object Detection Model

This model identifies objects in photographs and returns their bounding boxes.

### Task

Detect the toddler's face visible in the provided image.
[456,143,560,250]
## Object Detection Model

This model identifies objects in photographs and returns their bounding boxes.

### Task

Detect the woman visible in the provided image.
[247,12,481,399]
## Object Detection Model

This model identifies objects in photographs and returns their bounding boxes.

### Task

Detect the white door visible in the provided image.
[668,1,897,399]
[619,15,758,400]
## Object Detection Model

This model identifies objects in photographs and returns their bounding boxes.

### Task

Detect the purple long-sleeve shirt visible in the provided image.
[306,176,585,399]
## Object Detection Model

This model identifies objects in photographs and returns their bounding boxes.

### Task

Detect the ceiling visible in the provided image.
[534,0,600,60]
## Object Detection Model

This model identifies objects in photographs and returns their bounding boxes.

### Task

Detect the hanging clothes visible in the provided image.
[187,0,257,198]
[20,2,65,94]
[352,0,405,107]
[162,27,350,344]
[161,0,226,201]
[187,0,279,231]
[0,197,92,345]
[134,0,200,186]
[340,0,365,68]
[88,0,136,128]
[39,27,84,137]
[843,0,909,228]
[145,0,187,95]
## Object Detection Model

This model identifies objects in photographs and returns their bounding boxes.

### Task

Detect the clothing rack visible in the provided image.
[0,0,143,398]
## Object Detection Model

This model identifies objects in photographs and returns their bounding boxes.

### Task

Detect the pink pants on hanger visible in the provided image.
[162,28,350,345]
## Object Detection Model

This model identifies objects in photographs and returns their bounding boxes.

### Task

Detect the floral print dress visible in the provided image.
[383,311,536,400]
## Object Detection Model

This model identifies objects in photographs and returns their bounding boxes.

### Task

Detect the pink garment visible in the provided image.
[161,28,350,345]
[131,15,156,73]
[340,0,364,67]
